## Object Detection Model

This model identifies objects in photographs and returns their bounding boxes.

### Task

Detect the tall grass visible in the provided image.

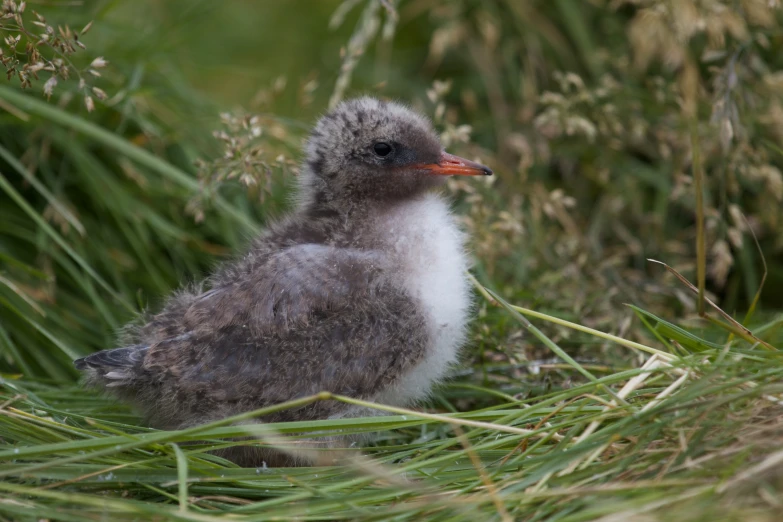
[1,0,783,520]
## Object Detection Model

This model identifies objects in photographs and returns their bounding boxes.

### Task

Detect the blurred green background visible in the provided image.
[2,2,783,519]
[1,0,782,380]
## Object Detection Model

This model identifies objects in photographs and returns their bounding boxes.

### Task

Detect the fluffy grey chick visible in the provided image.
[74,97,492,466]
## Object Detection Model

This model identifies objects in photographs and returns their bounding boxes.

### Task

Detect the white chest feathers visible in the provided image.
[373,193,473,406]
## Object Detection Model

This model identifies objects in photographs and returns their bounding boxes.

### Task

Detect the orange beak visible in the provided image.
[419,152,493,176]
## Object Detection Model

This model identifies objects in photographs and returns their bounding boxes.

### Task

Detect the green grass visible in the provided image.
[2,0,783,520]
[2,297,782,520]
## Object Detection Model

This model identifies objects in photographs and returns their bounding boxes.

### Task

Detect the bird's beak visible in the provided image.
[419,152,493,176]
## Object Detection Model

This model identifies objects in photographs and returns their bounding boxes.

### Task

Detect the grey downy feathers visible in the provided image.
[74,97,492,466]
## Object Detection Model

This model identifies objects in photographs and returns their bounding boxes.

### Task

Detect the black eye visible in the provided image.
[373,142,392,157]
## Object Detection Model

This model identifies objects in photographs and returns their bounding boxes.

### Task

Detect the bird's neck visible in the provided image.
[293,189,439,249]
[301,195,373,226]
[298,184,406,223]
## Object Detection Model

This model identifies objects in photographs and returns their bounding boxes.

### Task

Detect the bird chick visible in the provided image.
[74,97,492,466]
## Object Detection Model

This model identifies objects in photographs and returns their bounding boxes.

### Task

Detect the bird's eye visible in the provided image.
[373,142,392,157]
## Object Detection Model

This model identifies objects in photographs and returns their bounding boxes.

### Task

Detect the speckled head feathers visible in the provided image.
[299,97,445,204]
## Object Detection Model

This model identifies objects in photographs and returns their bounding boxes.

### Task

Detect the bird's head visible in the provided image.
[300,97,491,205]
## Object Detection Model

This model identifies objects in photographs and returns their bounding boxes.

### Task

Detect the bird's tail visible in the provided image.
[73,345,148,388]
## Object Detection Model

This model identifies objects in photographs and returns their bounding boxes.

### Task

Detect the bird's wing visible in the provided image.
[180,243,389,335]
[77,244,428,424]
[144,287,428,417]
[142,244,426,402]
